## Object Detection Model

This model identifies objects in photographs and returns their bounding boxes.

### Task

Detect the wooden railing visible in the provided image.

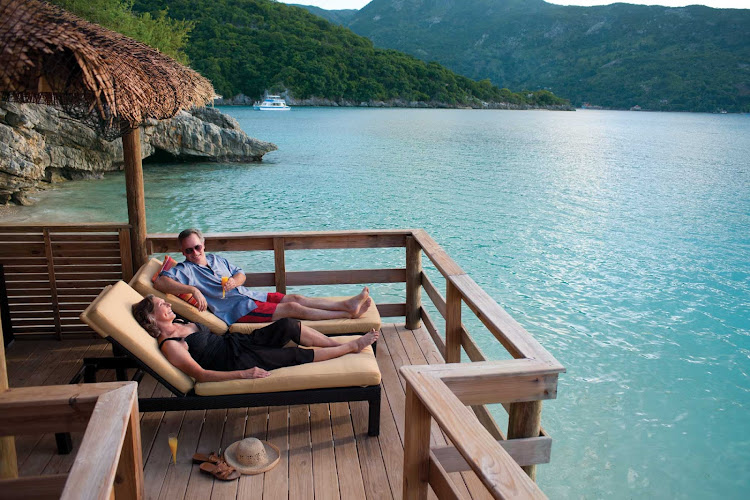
[0,381,143,499]
[0,224,563,498]
[0,224,133,339]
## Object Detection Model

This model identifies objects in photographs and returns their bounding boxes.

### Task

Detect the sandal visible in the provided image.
[192,452,221,465]
[200,460,240,481]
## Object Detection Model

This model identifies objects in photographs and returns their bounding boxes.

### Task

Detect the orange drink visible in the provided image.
[221,276,229,298]
[168,433,178,464]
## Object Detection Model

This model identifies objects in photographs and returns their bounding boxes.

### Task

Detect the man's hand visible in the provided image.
[223,277,239,292]
[240,367,271,379]
[191,287,208,312]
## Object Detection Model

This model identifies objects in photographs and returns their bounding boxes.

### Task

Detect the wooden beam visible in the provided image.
[432,434,552,471]
[273,237,286,294]
[401,369,546,499]
[508,401,543,480]
[62,384,139,500]
[0,323,17,479]
[421,272,446,318]
[118,227,134,282]
[403,385,431,500]
[428,451,465,500]
[405,236,422,329]
[445,281,461,363]
[113,396,144,500]
[0,474,67,499]
[449,274,562,368]
[411,229,465,277]
[419,307,445,360]
[376,302,407,318]
[123,128,148,270]
[286,268,405,286]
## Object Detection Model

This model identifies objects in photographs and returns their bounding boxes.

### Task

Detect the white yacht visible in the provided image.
[252,95,291,111]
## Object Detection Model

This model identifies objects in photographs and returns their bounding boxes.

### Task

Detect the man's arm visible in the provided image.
[224,272,246,292]
[154,275,208,312]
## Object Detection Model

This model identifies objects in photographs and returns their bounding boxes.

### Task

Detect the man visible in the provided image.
[153,228,372,325]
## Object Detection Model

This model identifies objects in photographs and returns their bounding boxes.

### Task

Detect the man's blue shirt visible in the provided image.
[160,254,269,324]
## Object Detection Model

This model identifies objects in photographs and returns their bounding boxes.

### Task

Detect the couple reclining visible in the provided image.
[133,228,378,383]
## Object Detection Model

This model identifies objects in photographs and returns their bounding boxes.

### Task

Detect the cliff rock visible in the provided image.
[0,103,277,205]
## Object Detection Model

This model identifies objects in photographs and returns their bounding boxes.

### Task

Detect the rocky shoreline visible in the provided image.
[0,103,277,205]
[216,94,575,111]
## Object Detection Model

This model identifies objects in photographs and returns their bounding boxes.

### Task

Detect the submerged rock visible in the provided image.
[0,103,277,205]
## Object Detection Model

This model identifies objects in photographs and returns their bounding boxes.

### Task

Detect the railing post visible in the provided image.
[508,400,543,480]
[405,236,422,330]
[403,384,431,500]
[43,228,62,340]
[0,323,18,479]
[273,237,287,294]
[114,397,144,500]
[0,264,14,347]
[445,280,461,363]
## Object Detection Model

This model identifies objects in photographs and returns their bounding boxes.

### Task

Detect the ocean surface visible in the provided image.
[4,107,749,499]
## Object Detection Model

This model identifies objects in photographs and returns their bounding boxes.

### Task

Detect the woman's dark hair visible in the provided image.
[132,295,161,338]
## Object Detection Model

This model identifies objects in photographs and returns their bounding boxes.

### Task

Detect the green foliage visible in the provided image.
[337,0,750,113]
[48,0,193,64]
[129,0,567,106]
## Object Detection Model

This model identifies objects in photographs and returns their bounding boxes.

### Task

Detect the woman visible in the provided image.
[132,295,379,382]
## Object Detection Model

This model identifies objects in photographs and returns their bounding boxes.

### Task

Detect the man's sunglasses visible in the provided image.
[183,244,204,255]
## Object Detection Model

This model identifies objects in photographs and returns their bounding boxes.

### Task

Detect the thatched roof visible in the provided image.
[0,0,214,139]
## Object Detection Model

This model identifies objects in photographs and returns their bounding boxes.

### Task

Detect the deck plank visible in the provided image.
[142,409,185,500]
[351,400,393,500]
[157,410,206,500]
[184,409,227,500]
[210,407,247,500]
[263,406,290,500]
[289,405,314,500]
[331,402,367,499]
[237,406,269,499]
[310,404,340,500]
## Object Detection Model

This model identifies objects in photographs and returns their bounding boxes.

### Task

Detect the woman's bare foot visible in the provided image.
[344,287,370,317]
[352,329,379,352]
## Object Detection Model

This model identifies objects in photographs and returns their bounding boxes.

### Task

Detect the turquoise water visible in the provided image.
[5,108,750,498]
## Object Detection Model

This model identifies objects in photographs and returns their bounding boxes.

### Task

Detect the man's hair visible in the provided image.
[132,295,161,338]
[178,228,204,245]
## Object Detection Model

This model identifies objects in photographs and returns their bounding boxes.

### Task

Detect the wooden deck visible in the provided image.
[4,324,494,500]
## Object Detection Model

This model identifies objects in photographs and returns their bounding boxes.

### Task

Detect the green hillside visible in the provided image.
[123,0,568,107]
[334,0,750,112]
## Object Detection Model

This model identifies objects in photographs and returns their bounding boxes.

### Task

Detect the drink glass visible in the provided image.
[221,276,229,298]
[168,433,178,464]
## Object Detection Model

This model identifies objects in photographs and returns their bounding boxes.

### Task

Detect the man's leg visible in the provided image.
[281,287,371,317]
[272,302,352,321]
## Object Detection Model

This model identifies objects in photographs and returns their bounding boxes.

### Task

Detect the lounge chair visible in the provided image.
[129,258,383,336]
[58,281,381,453]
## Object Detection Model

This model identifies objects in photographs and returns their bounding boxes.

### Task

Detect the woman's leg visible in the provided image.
[312,329,379,362]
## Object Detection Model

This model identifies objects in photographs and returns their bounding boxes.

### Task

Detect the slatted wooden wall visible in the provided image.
[0,224,132,339]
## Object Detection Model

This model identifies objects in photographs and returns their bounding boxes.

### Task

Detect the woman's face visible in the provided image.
[150,297,175,324]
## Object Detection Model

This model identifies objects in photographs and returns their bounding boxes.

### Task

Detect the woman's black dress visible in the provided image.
[159,318,314,371]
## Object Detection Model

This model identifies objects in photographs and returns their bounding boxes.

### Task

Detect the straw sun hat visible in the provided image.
[224,437,280,475]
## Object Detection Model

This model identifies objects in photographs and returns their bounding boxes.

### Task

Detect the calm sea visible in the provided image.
[4,108,750,499]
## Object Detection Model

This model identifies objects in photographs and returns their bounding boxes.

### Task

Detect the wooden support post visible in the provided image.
[445,281,461,364]
[123,128,148,270]
[403,385,431,500]
[508,400,543,480]
[0,325,18,479]
[273,237,286,294]
[113,397,144,500]
[43,228,62,340]
[405,236,422,330]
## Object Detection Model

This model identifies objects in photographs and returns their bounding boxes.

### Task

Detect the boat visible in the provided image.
[252,95,291,111]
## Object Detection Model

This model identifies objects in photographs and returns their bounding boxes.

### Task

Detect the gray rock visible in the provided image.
[0,102,277,205]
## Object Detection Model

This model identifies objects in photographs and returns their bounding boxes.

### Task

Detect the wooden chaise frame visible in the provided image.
[56,335,381,454]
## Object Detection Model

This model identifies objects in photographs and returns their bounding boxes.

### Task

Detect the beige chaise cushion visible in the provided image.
[80,280,195,395]
[129,258,228,334]
[194,335,380,396]
[229,297,382,335]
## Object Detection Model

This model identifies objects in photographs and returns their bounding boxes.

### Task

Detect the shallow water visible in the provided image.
[4,107,750,499]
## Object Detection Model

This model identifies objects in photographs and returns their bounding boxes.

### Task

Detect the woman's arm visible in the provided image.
[161,343,270,382]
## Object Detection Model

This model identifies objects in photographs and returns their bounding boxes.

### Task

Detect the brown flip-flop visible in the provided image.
[192,452,221,464]
[200,460,240,481]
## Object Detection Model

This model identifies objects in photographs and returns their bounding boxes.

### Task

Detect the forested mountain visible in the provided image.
[121,0,567,107]
[302,0,750,112]
[291,4,356,25]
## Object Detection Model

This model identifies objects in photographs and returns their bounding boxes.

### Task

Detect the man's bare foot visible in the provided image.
[352,297,372,318]
[352,329,379,352]
[345,287,370,317]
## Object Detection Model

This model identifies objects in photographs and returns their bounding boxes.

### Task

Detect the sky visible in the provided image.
[279,0,749,9]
